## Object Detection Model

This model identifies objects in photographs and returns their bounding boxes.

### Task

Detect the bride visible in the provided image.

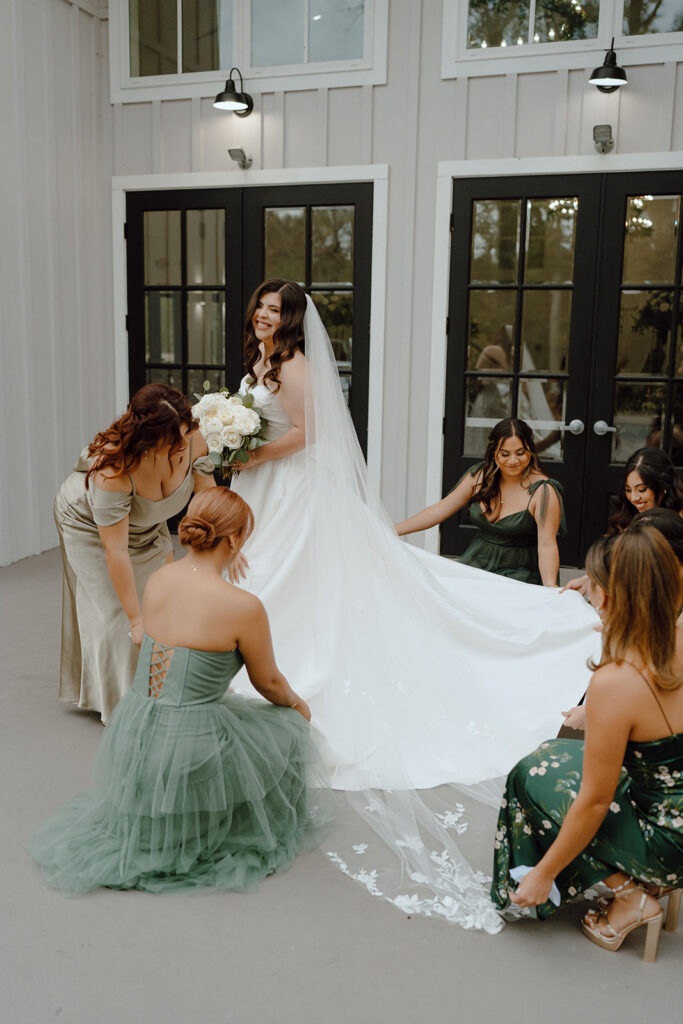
[229,279,599,929]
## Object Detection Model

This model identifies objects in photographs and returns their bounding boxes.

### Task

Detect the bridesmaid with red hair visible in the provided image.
[54,383,215,723]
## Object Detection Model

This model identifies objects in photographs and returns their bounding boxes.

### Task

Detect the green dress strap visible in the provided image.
[452,461,484,491]
[525,478,567,539]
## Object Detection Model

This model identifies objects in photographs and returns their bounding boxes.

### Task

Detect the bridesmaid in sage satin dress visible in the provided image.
[54,384,215,723]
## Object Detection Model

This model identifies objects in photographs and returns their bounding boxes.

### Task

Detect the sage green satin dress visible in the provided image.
[54,442,215,723]
[458,465,566,585]
[31,636,331,894]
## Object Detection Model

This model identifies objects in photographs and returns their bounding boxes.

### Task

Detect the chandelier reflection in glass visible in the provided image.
[626,196,654,234]
[548,197,579,218]
[466,0,600,49]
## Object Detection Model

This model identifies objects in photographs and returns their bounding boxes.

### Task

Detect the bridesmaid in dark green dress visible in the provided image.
[395,418,564,585]
[491,523,683,961]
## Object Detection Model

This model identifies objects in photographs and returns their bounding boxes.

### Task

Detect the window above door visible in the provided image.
[111,0,388,102]
[442,0,683,79]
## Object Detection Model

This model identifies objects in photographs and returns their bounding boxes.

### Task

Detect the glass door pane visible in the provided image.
[443,174,602,564]
[583,172,683,552]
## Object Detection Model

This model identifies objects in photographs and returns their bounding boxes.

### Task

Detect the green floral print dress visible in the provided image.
[491,734,683,919]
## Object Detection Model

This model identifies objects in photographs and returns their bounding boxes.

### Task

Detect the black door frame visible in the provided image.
[441,174,603,566]
[441,169,683,566]
[582,169,683,553]
[125,181,373,456]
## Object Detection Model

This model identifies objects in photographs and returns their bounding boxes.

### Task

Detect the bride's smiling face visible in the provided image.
[252,292,282,343]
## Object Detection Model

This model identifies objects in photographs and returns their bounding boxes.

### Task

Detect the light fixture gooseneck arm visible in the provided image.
[228,67,244,92]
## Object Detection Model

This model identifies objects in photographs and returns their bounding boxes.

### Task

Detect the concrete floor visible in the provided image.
[1,549,680,1024]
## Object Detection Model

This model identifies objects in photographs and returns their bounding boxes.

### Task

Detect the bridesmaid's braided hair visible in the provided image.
[178,489,254,552]
[244,279,306,394]
[471,418,543,516]
[85,384,198,488]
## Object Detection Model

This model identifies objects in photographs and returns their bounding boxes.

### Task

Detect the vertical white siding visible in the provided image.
[0,0,111,566]
[3,1,683,563]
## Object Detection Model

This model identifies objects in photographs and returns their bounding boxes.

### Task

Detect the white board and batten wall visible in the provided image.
[2,0,683,565]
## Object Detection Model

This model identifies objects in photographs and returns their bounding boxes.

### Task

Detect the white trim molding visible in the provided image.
[111,164,389,493]
[442,0,683,79]
[110,0,387,103]
[423,151,683,554]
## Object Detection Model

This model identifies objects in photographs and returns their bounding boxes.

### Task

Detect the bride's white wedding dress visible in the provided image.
[231,303,598,792]
[230,298,598,930]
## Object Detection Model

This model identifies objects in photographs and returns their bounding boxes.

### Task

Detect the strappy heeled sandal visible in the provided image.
[582,879,664,962]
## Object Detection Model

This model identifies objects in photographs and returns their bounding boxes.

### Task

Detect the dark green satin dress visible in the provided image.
[458,465,566,585]
[491,733,683,919]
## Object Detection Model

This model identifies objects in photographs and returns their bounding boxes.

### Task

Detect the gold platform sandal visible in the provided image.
[582,879,664,962]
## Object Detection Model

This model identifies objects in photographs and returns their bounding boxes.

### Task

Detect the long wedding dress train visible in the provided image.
[230,298,599,930]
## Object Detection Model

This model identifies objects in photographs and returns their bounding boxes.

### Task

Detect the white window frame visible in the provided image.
[110,0,387,103]
[442,0,683,79]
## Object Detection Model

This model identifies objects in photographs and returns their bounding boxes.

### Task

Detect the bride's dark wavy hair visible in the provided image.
[244,279,307,393]
[607,447,683,535]
[85,384,198,488]
[470,418,542,516]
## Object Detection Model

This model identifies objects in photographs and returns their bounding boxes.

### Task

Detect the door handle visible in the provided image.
[593,419,617,436]
[562,419,584,436]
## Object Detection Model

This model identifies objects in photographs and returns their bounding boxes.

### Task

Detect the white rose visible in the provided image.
[218,406,235,426]
[195,395,219,416]
[204,432,222,453]
[243,408,261,433]
[204,416,223,436]
[233,408,260,434]
[221,426,243,450]
[228,395,243,406]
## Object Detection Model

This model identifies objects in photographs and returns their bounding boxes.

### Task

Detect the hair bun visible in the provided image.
[178,515,217,551]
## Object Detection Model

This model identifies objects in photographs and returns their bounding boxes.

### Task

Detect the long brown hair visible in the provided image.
[584,534,617,594]
[471,418,542,516]
[243,279,306,393]
[85,384,198,487]
[178,489,254,553]
[608,447,683,534]
[593,523,683,690]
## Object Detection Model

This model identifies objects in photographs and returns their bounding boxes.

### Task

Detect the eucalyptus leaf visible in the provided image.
[237,449,250,463]
[242,393,254,408]
[209,451,223,467]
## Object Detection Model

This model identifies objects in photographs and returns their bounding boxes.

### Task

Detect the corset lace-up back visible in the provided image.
[149,641,175,699]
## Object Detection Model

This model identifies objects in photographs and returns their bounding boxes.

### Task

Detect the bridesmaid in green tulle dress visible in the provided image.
[31,488,330,894]
[395,419,564,585]
[491,524,683,961]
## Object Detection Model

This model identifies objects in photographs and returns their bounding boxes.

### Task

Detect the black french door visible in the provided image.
[442,170,683,566]
[125,182,373,455]
[582,171,683,547]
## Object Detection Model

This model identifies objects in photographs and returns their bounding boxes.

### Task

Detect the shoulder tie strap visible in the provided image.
[628,662,676,736]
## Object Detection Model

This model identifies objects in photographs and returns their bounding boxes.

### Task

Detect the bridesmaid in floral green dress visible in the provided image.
[491,523,683,960]
[395,419,564,586]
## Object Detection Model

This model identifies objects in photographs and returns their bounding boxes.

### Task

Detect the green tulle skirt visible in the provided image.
[30,690,332,895]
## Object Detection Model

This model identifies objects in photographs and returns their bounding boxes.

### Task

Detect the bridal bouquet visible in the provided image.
[192,382,268,479]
